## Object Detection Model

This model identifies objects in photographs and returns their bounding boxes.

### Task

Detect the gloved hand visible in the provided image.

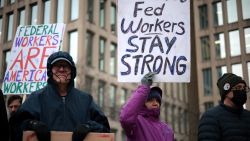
[72,124,91,141]
[24,120,50,141]
[141,72,156,86]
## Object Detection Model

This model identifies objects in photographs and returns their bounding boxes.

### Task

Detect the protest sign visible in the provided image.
[2,23,65,94]
[23,131,115,141]
[118,0,190,82]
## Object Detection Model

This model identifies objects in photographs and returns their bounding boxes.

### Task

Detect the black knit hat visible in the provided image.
[147,87,162,105]
[217,73,246,100]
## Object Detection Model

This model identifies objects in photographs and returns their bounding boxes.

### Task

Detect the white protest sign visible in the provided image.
[2,23,65,94]
[118,0,190,82]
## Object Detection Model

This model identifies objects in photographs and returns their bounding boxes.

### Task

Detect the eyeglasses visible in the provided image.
[53,63,71,71]
[231,86,250,92]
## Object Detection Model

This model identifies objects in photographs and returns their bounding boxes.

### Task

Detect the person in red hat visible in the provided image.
[198,73,250,141]
[120,72,174,141]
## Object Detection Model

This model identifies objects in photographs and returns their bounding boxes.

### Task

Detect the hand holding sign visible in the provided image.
[141,72,156,86]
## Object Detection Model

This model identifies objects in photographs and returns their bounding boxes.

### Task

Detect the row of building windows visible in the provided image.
[203,62,250,96]
[164,103,189,135]
[199,0,250,29]
[0,0,117,42]
[68,30,117,74]
[200,27,250,61]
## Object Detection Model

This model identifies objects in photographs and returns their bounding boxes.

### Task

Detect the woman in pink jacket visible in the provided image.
[120,72,174,141]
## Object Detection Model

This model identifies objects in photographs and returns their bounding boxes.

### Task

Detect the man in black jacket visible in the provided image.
[198,73,250,141]
[0,89,9,141]
[10,51,110,141]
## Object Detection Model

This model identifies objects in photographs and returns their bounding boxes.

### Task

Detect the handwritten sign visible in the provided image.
[2,23,65,94]
[118,0,190,82]
[23,131,115,141]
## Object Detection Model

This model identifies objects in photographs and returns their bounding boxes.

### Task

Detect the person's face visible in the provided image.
[8,99,21,115]
[52,60,72,84]
[145,98,160,109]
[226,83,249,106]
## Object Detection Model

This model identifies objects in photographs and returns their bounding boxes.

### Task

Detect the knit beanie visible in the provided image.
[147,87,162,105]
[217,73,246,101]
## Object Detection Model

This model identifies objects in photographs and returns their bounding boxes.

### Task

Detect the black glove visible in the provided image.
[141,72,156,86]
[72,124,91,141]
[24,120,50,141]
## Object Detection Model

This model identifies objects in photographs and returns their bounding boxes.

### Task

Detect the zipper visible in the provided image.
[62,96,66,128]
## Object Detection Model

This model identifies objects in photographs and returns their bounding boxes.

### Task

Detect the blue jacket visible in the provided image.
[10,80,110,141]
[21,81,110,131]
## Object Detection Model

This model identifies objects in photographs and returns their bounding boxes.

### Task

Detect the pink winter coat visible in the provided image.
[120,85,174,141]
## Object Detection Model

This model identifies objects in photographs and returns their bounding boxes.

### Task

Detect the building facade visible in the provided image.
[0,0,200,141]
[193,0,250,117]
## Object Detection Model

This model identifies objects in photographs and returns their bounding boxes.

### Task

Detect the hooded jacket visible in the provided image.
[120,85,174,141]
[9,80,110,141]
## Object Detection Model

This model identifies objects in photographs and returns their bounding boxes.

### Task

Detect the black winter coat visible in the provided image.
[9,80,110,141]
[0,89,9,141]
[198,103,250,141]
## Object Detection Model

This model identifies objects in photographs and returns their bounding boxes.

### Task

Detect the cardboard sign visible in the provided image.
[2,23,65,94]
[23,131,115,141]
[117,0,190,82]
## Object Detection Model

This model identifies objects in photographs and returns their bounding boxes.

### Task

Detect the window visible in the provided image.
[204,102,214,111]
[164,103,169,123]
[184,110,188,134]
[3,50,11,73]
[99,37,106,71]
[213,2,223,26]
[43,0,51,24]
[203,68,212,96]
[10,0,15,4]
[86,31,94,66]
[18,9,25,25]
[98,81,105,108]
[232,64,243,77]
[99,0,106,28]
[199,5,208,29]
[171,105,175,131]
[7,13,14,41]
[120,88,127,106]
[244,27,250,53]
[0,16,2,40]
[71,0,79,21]
[30,4,38,25]
[241,0,250,20]
[84,76,93,93]
[174,107,178,132]
[227,0,238,23]
[247,62,250,84]
[200,36,210,61]
[215,33,226,59]
[229,30,241,56]
[110,43,117,75]
[217,66,227,78]
[0,0,4,7]
[87,0,94,22]
[109,85,116,107]
[57,0,64,23]
[110,4,116,33]
[69,31,78,63]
